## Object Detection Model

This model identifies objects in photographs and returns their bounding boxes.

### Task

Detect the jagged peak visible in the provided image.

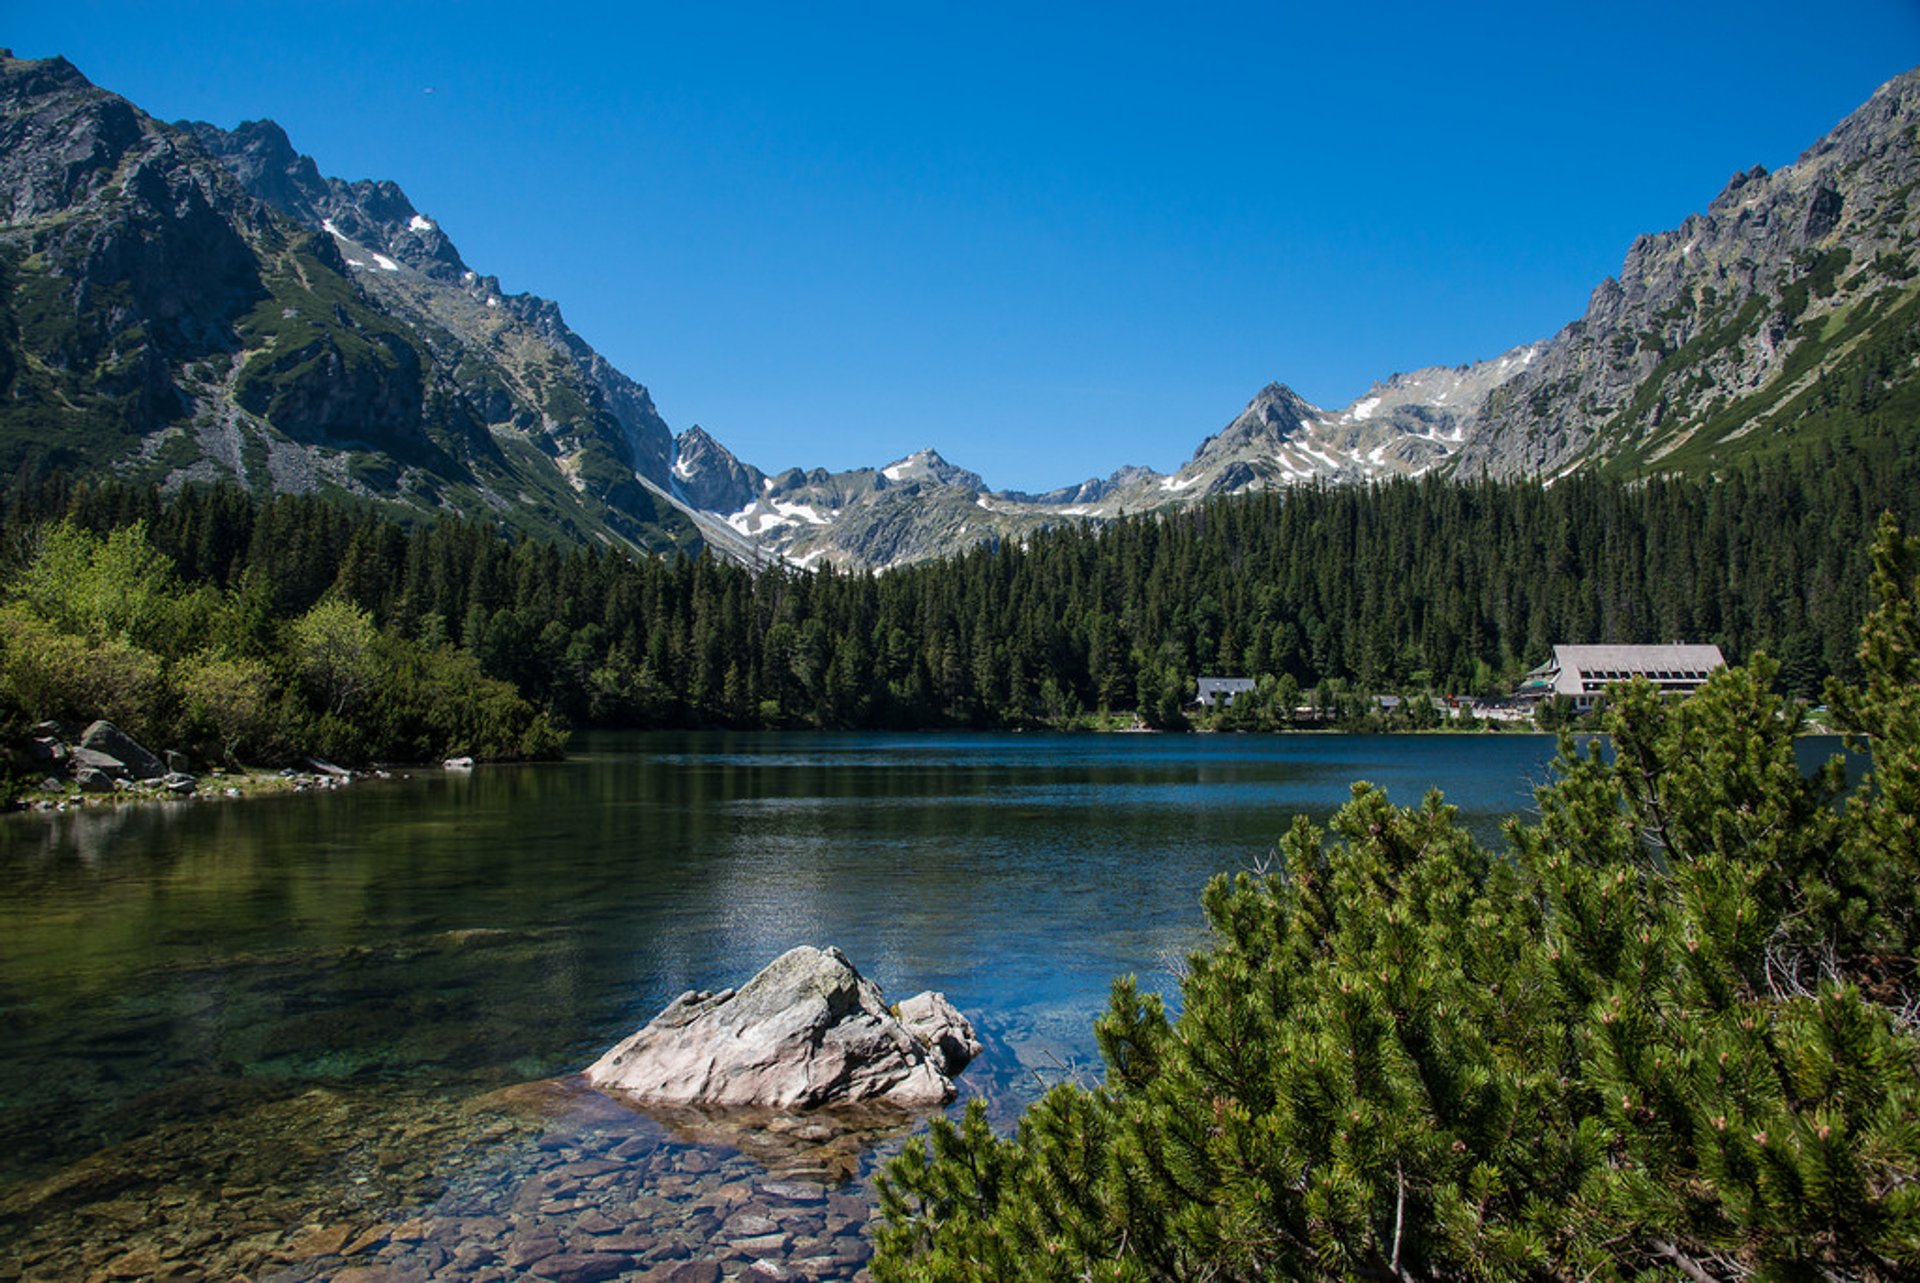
[0,49,92,92]
[223,117,298,157]
[1250,380,1308,405]
[677,424,723,449]
[879,447,984,491]
[1231,383,1317,430]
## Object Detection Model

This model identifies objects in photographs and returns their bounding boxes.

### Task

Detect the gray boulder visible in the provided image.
[586,946,971,1110]
[896,991,982,1077]
[69,746,130,780]
[79,721,165,780]
[74,765,116,793]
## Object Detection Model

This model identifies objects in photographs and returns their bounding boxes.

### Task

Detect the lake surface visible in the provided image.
[0,730,1776,1279]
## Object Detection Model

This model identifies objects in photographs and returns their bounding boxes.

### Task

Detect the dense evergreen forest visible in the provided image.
[2,430,1914,763]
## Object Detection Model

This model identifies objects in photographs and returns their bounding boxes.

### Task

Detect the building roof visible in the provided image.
[1195,676,1257,706]
[1552,644,1725,672]
[1540,644,1726,698]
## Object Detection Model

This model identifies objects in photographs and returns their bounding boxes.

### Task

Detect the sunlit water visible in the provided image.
[3,731,1833,1280]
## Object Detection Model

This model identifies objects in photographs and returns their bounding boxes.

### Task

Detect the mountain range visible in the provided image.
[3,50,1918,569]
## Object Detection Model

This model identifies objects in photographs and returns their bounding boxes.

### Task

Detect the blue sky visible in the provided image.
[11,3,1920,492]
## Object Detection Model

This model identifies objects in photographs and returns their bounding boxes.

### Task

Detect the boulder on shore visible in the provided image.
[585,946,978,1111]
[80,720,165,781]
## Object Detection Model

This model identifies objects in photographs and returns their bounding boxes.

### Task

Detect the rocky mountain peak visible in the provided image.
[0,51,152,222]
[671,424,763,515]
[183,116,469,283]
[194,119,324,217]
[0,50,90,102]
[1215,383,1318,446]
[1452,60,1920,481]
[881,448,985,492]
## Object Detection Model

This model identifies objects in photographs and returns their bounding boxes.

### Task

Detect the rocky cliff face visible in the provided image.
[1450,68,1920,478]
[181,112,686,522]
[0,50,695,554]
[0,53,272,452]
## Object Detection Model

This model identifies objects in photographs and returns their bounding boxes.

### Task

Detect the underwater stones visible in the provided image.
[586,946,975,1110]
[640,1263,722,1283]
[5,1042,909,1283]
[528,1251,635,1283]
[758,1179,827,1205]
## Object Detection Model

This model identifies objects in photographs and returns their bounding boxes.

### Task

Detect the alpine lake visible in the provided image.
[0,731,1853,1282]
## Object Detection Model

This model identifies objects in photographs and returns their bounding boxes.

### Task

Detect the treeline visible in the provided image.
[4,430,1914,739]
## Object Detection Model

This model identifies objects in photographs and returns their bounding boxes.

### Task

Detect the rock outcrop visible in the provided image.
[80,719,167,780]
[19,719,198,797]
[585,947,977,1111]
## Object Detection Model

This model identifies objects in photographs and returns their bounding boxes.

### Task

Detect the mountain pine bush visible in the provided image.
[873,516,1920,1281]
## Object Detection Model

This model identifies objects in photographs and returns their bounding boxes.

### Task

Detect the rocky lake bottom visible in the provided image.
[0,1016,1066,1283]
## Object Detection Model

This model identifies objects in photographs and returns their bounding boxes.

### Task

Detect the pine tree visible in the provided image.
[872,520,1920,1282]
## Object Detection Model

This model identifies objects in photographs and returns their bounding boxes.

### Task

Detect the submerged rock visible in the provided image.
[586,946,977,1110]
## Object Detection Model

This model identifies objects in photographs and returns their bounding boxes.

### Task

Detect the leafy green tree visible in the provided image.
[0,603,168,741]
[176,653,283,764]
[287,597,378,721]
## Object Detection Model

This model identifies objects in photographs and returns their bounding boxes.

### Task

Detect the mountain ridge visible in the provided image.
[3,50,1918,570]
[0,48,699,554]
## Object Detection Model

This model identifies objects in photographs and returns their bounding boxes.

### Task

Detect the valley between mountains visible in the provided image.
[4,51,1919,570]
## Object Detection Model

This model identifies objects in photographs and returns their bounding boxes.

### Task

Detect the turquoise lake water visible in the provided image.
[3,730,1833,1279]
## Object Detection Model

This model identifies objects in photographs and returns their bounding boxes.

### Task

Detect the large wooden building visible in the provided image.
[1516,644,1726,712]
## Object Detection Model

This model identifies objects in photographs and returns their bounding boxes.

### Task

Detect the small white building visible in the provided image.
[1516,644,1726,712]
[1195,676,1257,708]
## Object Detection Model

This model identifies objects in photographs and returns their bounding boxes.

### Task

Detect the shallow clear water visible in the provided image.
[0,730,1737,1278]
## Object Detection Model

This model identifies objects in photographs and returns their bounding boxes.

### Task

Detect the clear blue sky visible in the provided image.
[11,3,1920,492]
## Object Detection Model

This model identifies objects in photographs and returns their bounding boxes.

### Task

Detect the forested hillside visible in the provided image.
[4,426,1911,757]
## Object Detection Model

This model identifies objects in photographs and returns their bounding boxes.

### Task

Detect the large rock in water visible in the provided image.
[585,946,976,1110]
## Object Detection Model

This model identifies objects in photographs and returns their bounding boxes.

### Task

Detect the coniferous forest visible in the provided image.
[1,432,1914,769]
